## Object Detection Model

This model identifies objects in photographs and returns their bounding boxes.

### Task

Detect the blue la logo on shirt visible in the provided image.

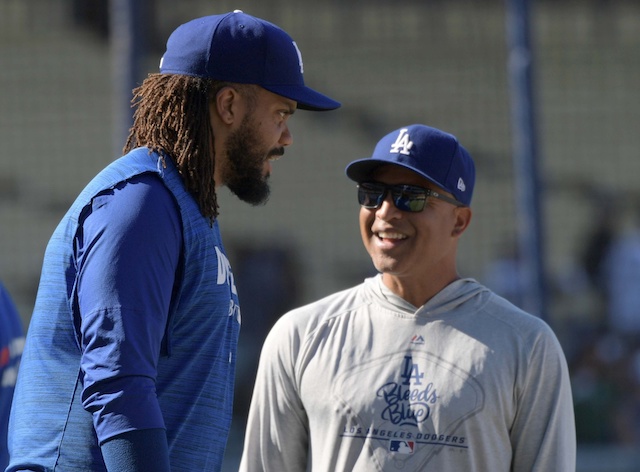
[376,356,439,427]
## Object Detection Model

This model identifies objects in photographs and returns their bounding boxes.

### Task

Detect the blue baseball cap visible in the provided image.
[159,10,340,111]
[345,124,475,206]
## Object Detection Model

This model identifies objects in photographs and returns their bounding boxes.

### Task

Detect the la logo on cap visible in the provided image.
[292,41,304,74]
[390,128,413,155]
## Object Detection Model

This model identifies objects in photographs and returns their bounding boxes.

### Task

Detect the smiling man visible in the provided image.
[240,124,576,472]
[7,10,339,472]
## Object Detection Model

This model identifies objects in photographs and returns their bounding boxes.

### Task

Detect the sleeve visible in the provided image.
[101,428,171,472]
[74,173,182,449]
[510,324,577,471]
[239,314,310,472]
[0,282,24,471]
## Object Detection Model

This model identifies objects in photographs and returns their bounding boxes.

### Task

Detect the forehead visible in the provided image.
[371,164,433,188]
[256,86,297,111]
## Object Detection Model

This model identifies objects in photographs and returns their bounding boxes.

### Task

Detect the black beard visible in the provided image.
[223,117,280,206]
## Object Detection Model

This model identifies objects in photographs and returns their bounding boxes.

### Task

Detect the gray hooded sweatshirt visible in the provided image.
[240,275,576,472]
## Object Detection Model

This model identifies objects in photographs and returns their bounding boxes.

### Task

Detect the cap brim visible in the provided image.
[263,84,341,111]
[345,159,384,182]
[345,158,449,192]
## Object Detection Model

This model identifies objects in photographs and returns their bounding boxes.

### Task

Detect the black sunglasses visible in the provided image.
[357,182,464,212]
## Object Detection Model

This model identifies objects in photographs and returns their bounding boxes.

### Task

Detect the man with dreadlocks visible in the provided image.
[7,10,339,472]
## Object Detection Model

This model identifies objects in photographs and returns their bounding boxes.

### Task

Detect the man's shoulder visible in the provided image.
[268,283,367,338]
[477,288,560,344]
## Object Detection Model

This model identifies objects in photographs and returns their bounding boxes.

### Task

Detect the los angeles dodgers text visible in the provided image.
[341,426,466,445]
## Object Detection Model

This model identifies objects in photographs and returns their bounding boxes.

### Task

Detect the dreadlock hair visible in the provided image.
[124,73,232,223]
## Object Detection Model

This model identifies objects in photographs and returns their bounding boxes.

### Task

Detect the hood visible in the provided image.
[363,274,489,318]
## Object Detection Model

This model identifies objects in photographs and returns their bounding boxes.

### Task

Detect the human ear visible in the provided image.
[452,207,472,237]
[214,86,238,125]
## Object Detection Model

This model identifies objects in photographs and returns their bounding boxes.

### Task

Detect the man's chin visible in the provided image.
[244,194,270,206]
[230,183,271,206]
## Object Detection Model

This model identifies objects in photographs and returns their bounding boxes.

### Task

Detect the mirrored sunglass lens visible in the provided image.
[358,186,384,208]
[406,197,426,212]
[391,187,426,212]
[358,184,427,212]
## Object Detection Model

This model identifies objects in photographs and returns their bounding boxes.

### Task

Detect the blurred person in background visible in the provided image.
[602,206,640,342]
[240,124,575,471]
[482,239,525,309]
[0,282,23,472]
[580,196,619,319]
[7,10,339,472]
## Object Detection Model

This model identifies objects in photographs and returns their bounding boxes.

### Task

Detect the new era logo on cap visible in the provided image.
[345,124,476,206]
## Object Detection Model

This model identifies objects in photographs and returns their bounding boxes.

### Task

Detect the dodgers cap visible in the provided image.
[159,10,340,111]
[345,124,475,206]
